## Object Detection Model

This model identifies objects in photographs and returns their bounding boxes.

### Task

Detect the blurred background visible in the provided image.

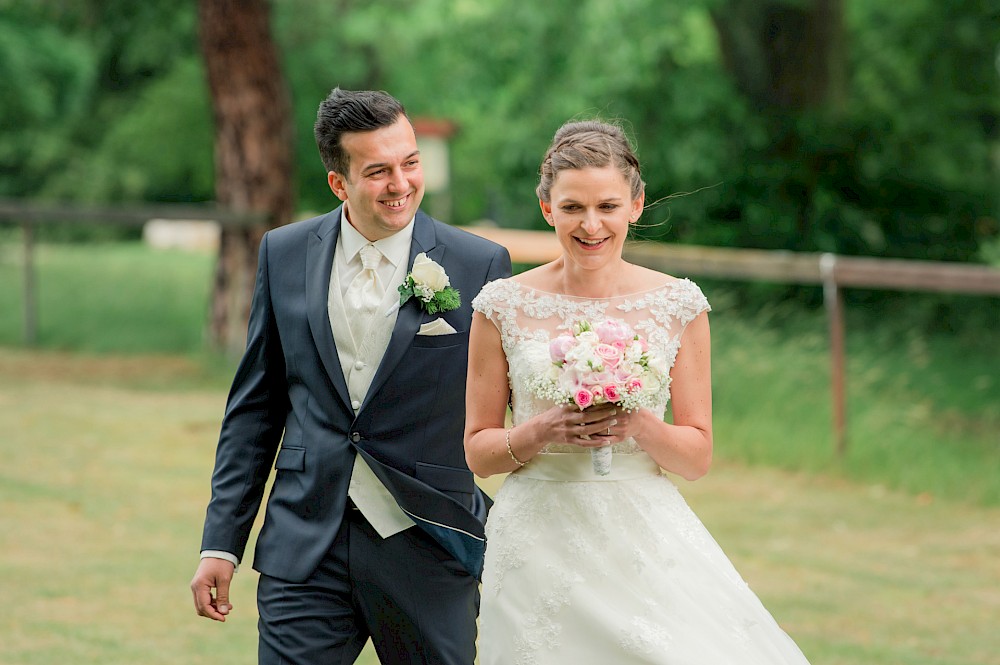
[1,1,998,663]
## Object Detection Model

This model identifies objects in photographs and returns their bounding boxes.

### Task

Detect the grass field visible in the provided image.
[1,348,998,664]
[1,240,998,663]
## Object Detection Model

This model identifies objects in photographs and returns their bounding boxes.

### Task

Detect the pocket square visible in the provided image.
[417,318,457,336]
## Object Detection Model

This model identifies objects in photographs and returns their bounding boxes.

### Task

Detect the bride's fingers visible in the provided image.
[573,417,619,439]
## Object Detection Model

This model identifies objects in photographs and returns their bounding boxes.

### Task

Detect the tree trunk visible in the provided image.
[197,0,294,352]
[711,0,845,112]
[711,0,845,246]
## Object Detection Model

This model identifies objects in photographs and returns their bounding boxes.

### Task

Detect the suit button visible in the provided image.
[351,399,361,410]
[353,361,365,370]
[350,432,361,443]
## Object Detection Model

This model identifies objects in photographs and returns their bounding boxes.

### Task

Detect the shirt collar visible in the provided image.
[340,206,415,269]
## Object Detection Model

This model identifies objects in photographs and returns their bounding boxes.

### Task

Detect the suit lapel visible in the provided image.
[362,212,441,409]
[305,207,352,412]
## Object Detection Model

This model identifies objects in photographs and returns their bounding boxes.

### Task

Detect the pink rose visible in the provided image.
[594,343,622,369]
[594,319,633,345]
[626,378,643,393]
[574,389,593,409]
[591,385,605,400]
[549,335,576,363]
[603,383,621,402]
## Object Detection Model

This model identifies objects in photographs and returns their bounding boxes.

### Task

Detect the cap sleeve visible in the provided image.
[472,278,516,330]
[673,278,711,328]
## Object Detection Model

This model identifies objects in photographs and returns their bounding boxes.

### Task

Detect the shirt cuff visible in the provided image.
[200,550,240,572]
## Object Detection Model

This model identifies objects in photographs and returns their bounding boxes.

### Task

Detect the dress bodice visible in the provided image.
[472,278,710,454]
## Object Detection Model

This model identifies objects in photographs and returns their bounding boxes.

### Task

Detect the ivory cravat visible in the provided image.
[345,243,384,342]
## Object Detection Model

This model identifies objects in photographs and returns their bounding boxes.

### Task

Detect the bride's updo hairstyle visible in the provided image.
[536,120,645,203]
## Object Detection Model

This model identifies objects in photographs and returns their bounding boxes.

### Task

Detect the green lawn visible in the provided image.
[1,240,998,663]
[0,348,997,664]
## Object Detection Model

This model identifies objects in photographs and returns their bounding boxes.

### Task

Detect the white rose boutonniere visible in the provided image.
[398,253,461,314]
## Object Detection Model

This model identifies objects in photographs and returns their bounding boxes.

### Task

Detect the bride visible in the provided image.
[465,120,811,664]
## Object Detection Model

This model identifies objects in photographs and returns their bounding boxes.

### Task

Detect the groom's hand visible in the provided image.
[191,557,236,622]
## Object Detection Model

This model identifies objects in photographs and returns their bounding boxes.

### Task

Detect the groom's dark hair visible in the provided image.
[314,87,408,178]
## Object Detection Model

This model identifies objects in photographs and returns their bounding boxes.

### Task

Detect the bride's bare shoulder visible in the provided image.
[510,263,560,291]
[624,263,678,291]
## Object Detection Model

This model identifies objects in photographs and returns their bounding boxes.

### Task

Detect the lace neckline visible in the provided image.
[509,278,684,302]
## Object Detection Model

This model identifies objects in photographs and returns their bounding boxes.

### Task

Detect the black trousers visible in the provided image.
[257,506,480,665]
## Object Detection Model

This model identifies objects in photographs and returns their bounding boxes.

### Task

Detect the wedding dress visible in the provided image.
[472,278,811,665]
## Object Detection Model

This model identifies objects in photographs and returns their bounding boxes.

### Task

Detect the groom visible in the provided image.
[190,88,511,664]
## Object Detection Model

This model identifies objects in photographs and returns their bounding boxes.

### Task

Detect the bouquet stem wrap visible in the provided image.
[591,445,612,476]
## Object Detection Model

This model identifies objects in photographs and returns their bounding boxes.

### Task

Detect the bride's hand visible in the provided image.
[539,403,624,448]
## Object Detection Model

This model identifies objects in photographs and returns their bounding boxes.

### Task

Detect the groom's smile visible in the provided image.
[328,115,426,242]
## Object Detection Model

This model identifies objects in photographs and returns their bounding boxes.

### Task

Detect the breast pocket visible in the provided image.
[410,330,466,349]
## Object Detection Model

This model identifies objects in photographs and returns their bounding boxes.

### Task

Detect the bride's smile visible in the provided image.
[539,165,644,294]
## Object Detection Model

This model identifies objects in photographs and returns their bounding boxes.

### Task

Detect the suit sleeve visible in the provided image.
[486,243,513,282]
[200,233,288,561]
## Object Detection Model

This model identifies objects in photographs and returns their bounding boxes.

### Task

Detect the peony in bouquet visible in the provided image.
[526,318,670,475]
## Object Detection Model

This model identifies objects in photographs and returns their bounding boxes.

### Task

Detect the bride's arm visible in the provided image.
[465,312,614,476]
[628,312,713,480]
[464,312,530,477]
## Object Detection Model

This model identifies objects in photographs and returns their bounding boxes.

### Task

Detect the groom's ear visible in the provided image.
[328,171,349,202]
[539,200,554,227]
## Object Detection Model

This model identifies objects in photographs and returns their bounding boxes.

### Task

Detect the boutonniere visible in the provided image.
[398,253,461,314]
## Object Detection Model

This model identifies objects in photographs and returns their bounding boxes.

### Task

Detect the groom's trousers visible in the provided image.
[257,505,480,665]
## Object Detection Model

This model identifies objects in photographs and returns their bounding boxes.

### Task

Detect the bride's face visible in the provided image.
[540,166,643,270]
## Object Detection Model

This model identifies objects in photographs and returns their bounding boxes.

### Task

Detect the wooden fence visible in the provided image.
[2,201,998,455]
[462,227,1000,456]
[0,199,267,347]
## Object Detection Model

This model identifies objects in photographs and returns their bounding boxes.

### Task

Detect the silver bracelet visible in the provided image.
[505,427,527,467]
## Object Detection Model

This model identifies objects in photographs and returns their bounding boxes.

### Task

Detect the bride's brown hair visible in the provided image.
[535,120,645,203]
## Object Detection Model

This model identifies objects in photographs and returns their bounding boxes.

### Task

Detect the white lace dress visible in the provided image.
[472,278,811,665]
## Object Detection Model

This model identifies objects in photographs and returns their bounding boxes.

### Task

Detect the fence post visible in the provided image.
[22,222,37,346]
[820,253,847,457]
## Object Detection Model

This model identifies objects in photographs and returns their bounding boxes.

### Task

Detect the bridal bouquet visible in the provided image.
[526,319,670,475]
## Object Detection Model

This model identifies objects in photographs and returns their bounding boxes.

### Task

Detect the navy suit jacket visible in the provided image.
[200,207,511,582]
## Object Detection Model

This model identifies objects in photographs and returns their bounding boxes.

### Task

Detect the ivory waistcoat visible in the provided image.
[328,248,415,537]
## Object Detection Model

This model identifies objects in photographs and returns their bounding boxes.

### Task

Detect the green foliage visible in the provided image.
[0,16,95,197]
[0,0,998,271]
[397,279,462,314]
[0,0,205,204]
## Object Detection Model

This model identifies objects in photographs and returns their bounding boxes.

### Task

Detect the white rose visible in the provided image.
[625,342,644,363]
[409,253,450,291]
[647,353,668,376]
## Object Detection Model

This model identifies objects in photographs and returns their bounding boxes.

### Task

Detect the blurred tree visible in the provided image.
[712,0,845,111]
[197,0,294,351]
[1,0,997,298]
[0,14,95,198]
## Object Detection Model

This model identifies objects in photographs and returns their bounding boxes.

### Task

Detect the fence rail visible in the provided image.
[462,226,1000,456]
[0,199,268,227]
[0,199,267,348]
[3,202,997,457]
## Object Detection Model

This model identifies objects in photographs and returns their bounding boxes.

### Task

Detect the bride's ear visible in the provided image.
[539,200,554,227]
[630,194,644,224]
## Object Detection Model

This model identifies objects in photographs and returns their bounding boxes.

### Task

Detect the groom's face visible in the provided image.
[327,115,426,242]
